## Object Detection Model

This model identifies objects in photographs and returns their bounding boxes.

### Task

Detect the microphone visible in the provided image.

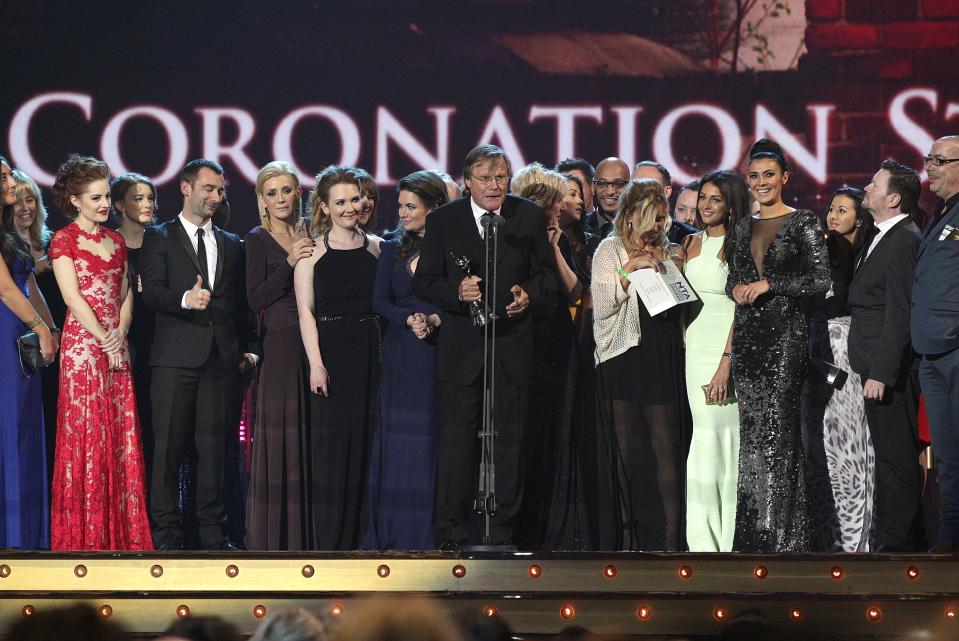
[480,211,505,230]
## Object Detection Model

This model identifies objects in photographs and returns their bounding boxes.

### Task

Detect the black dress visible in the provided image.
[726,210,830,552]
[126,247,155,484]
[310,233,380,550]
[596,278,690,551]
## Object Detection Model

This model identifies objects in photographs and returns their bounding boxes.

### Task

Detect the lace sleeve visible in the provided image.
[49,228,74,261]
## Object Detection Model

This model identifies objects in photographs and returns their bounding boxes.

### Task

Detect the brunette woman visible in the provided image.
[245,161,315,550]
[294,166,381,550]
[592,178,690,551]
[726,139,830,552]
[683,169,750,552]
[364,170,447,550]
[50,155,152,550]
[0,156,56,548]
[801,187,875,551]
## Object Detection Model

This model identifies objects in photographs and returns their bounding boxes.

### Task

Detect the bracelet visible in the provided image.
[617,267,629,279]
[722,352,733,361]
[26,314,42,329]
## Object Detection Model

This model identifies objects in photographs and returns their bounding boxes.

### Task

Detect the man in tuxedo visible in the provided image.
[849,159,924,551]
[412,144,558,547]
[583,157,629,240]
[631,160,698,244]
[140,159,257,550]
[913,135,959,552]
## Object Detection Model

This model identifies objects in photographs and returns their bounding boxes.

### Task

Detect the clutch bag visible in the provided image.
[701,383,737,406]
[809,357,848,390]
[16,331,44,378]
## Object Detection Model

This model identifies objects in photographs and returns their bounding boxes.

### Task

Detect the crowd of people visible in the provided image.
[1,133,958,554]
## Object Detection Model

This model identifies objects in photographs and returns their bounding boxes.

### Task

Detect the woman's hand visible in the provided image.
[108,349,126,371]
[34,255,52,274]
[736,279,770,304]
[547,224,561,247]
[286,237,316,268]
[411,312,430,339]
[706,358,732,404]
[310,364,329,396]
[623,251,664,274]
[99,327,124,354]
[38,326,56,364]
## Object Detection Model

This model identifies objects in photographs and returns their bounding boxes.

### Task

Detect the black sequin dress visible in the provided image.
[725,209,830,552]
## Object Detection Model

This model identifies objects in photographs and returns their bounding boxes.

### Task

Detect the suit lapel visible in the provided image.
[919,200,959,257]
[172,219,205,280]
[856,217,910,279]
[212,227,226,292]
[453,202,486,268]
[495,198,520,264]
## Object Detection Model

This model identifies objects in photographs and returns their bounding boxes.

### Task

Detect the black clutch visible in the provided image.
[16,331,44,378]
[809,356,848,390]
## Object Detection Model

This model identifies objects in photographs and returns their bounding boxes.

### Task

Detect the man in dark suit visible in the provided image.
[140,159,257,550]
[583,157,629,240]
[849,159,924,551]
[913,135,959,552]
[412,144,558,547]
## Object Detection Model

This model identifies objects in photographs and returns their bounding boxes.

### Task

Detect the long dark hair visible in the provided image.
[561,172,593,278]
[0,155,33,267]
[393,170,449,259]
[697,169,751,266]
[824,187,871,284]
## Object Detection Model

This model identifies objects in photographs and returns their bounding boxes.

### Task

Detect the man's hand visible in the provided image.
[239,353,258,372]
[505,285,529,317]
[185,274,211,310]
[458,275,482,302]
[863,378,886,402]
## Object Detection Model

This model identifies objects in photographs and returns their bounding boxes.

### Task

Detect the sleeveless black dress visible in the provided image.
[310,233,381,550]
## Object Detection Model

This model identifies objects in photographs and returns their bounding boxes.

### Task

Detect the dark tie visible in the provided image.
[196,228,210,287]
[856,225,880,272]
[481,211,494,240]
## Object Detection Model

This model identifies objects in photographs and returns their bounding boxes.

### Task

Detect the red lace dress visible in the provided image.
[49,223,153,550]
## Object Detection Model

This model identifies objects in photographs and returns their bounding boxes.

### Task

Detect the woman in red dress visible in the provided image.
[49,155,152,550]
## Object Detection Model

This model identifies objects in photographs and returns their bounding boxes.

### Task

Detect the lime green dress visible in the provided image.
[684,233,740,552]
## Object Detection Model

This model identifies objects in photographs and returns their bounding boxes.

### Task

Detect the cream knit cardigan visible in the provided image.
[591,235,642,365]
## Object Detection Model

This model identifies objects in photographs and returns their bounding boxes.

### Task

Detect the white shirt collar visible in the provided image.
[469,197,502,220]
[874,212,908,234]
[178,212,214,237]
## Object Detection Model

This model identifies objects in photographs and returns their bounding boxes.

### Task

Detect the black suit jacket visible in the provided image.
[848,216,921,385]
[412,195,558,386]
[140,217,256,369]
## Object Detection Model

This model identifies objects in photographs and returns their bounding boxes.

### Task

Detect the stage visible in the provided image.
[0,552,956,639]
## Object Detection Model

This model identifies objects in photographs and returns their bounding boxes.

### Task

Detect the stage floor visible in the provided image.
[0,551,956,639]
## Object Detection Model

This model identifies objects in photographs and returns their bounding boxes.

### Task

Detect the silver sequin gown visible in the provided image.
[726,209,830,552]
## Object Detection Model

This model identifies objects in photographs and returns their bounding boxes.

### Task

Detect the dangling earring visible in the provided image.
[855,221,862,228]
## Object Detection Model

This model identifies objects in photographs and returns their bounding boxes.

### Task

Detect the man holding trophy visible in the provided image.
[413,145,558,549]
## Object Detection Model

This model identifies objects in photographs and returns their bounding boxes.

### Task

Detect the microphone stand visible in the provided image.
[474,212,505,548]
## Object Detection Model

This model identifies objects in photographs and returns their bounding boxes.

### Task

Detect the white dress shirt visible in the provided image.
[866,213,908,260]
[469,198,502,238]
[178,213,218,308]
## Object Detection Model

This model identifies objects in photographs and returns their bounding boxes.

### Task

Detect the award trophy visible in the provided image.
[450,252,495,327]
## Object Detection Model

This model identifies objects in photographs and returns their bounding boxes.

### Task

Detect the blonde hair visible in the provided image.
[256,161,302,232]
[613,178,671,260]
[510,162,565,209]
[7,170,51,250]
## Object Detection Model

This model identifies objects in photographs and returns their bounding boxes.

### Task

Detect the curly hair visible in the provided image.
[51,154,110,219]
[511,162,566,210]
[308,165,361,237]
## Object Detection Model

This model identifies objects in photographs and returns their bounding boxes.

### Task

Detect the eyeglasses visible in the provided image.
[472,175,509,185]
[923,156,959,167]
[593,179,629,189]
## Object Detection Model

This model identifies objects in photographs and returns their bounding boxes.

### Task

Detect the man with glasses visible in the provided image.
[912,135,959,553]
[584,157,630,240]
[413,144,558,549]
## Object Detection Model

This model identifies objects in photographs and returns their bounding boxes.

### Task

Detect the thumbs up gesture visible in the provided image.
[185,274,211,310]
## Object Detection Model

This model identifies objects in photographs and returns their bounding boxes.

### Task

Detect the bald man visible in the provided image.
[913,135,959,552]
[584,157,630,240]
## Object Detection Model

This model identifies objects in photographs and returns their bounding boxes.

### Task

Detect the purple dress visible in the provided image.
[363,239,438,550]
[0,257,49,548]
[244,226,312,550]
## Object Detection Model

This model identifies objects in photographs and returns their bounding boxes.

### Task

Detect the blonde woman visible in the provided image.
[244,161,315,550]
[592,178,690,551]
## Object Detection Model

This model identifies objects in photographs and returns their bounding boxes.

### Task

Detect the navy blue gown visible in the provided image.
[0,257,49,548]
[363,239,438,550]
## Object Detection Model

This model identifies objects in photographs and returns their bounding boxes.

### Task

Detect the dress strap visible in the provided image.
[321,231,331,250]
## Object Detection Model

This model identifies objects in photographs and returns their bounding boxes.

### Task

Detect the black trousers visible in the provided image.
[435,365,528,545]
[920,346,959,541]
[863,370,925,551]
[149,344,238,548]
